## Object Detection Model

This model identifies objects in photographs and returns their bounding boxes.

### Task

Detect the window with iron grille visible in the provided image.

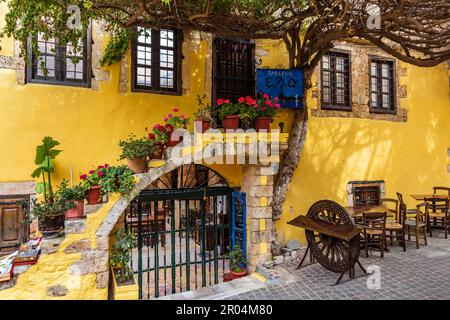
[131,27,182,95]
[27,31,91,87]
[354,186,381,207]
[213,38,256,103]
[321,50,352,111]
[370,58,396,114]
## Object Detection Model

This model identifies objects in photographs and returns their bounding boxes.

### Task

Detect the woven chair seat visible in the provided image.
[385,222,403,230]
[429,212,446,219]
[405,219,426,228]
[365,229,383,235]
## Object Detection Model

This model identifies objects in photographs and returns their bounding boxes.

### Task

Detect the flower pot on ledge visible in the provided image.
[39,213,65,238]
[127,158,147,174]
[223,115,240,130]
[255,117,272,132]
[111,267,139,300]
[195,119,211,133]
[151,143,165,160]
[87,185,102,205]
[65,200,85,220]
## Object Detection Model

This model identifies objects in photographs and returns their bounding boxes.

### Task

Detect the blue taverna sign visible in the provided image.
[256,69,304,108]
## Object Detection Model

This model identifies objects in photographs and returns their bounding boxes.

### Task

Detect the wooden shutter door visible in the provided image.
[0,200,25,254]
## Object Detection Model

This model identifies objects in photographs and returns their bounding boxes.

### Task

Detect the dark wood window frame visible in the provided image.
[369,56,397,114]
[131,27,183,96]
[320,49,352,111]
[26,25,92,88]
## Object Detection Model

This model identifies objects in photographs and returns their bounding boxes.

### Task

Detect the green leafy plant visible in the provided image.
[148,124,169,145]
[59,179,87,202]
[164,108,190,129]
[98,165,135,196]
[255,93,281,118]
[31,137,62,203]
[229,244,246,273]
[109,228,135,284]
[119,134,155,161]
[215,98,240,119]
[26,191,74,225]
[100,28,132,67]
[194,95,213,121]
[80,165,108,189]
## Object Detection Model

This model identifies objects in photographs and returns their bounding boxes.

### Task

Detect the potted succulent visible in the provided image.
[110,229,138,300]
[80,165,107,205]
[148,124,169,160]
[30,137,68,237]
[164,108,190,147]
[119,134,155,174]
[254,93,281,132]
[194,94,214,133]
[229,244,247,279]
[59,179,87,220]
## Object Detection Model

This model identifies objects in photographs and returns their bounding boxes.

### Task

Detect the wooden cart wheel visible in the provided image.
[306,200,361,274]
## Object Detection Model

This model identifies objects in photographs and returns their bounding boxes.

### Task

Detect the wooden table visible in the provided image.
[346,205,391,218]
[411,194,450,201]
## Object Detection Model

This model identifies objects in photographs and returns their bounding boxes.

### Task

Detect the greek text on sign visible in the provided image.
[257,69,303,108]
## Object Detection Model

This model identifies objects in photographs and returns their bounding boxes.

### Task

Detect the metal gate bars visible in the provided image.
[126,187,235,300]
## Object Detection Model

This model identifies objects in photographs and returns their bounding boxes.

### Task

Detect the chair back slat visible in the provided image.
[363,212,387,231]
[424,198,449,214]
[433,187,450,196]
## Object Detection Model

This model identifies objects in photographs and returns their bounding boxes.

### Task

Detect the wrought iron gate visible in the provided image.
[125,165,246,300]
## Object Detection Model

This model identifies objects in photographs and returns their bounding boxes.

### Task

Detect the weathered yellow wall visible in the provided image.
[1,4,449,250]
[257,40,450,244]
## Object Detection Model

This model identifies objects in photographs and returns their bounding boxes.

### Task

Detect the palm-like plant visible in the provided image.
[31,137,62,203]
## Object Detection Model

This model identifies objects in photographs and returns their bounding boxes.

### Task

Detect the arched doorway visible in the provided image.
[125,164,244,300]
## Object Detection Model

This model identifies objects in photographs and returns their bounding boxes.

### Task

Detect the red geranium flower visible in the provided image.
[238,97,245,104]
[263,93,270,99]
[173,107,179,113]
[98,165,104,169]
[149,133,156,140]
[97,171,105,177]
[275,104,281,109]
[105,164,110,168]
[166,124,174,131]
[80,174,87,180]
[89,170,95,175]
[217,99,224,106]
[224,99,230,104]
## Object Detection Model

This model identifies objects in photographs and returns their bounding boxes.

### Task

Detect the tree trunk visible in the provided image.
[272,96,309,220]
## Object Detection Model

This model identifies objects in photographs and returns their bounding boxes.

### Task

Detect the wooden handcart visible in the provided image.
[288,200,367,285]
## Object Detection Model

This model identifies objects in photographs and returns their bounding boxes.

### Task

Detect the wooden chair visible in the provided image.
[425,198,449,239]
[433,187,450,196]
[361,212,387,258]
[397,192,417,219]
[382,198,406,251]
[404,202,429,249]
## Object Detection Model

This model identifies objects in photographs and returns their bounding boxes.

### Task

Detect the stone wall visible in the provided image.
[311,41,409,123]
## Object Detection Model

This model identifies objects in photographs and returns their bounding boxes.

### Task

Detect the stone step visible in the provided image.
[85,204,103,215]
[65,218,86,234]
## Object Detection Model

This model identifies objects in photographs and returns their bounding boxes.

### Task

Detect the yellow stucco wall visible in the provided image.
[1,4,449,251]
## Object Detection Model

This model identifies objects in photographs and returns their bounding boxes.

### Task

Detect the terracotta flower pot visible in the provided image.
[65,200,85,220]
[39,213,65,238]
[195,119,211,133]
[167,131,183,147]
[151,143,165,160]
[255,117,273,132]
[230,268,247,279]
[87,185,102,205]
[127,158,147,174]
[223,115,240,130]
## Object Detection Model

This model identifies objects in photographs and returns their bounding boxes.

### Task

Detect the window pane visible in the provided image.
[323,56,330,69]
[336,57,344,71]
[382,64,390,77]
[138,27,151,45]
[137,46,151,66]
[323,88,331,102]
[371,63,377,76]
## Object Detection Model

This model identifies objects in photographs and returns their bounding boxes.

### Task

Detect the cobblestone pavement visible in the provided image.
[225,231,450,300]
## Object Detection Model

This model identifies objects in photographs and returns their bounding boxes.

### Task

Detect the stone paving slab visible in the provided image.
[225,231,450,300]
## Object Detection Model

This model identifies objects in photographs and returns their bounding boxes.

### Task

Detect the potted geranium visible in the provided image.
[216,98,241,130]
[164,107,190,147]
[194,94,213,133]
[30,137,69,237]
[148,124,169,160]
[119,134,155,174]
[238,96,258,129]
[110,229,138,300]
[59,179,87,220]
[80,165,107,205]
[229,244,247,279]
[254,93,281,132]
[98,165,136,196]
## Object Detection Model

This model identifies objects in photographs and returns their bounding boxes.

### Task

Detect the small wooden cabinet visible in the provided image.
[0,197,28,255]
